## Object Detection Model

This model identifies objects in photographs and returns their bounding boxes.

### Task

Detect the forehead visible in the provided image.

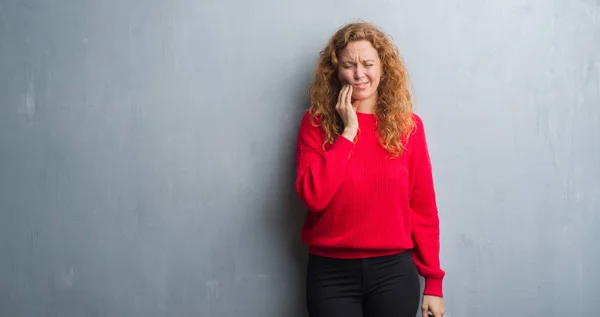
[339,40,379,61]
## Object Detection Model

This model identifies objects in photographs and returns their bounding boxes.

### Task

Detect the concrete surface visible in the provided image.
[1,0,599,316]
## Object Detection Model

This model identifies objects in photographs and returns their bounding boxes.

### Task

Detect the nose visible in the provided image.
[354,65,365,79]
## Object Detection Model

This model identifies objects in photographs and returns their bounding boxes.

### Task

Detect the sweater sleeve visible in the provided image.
[409,114,446,297]
[295,111,355,212]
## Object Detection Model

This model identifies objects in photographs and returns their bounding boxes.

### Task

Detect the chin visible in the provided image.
[352,91,373,100]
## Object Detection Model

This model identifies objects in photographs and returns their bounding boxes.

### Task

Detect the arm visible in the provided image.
[295,111,355,212]
[409,115,446,297]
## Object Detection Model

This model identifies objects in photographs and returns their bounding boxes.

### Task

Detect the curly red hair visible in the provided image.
[308,22,416,157]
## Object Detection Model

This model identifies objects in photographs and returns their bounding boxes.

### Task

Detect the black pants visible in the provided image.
[306,251,421,317]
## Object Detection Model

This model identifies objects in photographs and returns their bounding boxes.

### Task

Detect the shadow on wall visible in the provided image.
[263,73,312,317]
[269,120,310,315]
[223,54,314,316]
[277,179,310,317]
[275,93,312,317]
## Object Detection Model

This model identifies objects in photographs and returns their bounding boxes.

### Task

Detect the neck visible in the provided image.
[353,95,377,113]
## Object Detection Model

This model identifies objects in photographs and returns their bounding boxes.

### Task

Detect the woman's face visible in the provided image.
[337,40,382,102]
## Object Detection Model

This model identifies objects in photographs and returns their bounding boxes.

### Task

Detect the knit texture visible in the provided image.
[295,110,445,297]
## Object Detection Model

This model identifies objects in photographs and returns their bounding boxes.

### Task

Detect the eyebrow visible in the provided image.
[342,59,376,64]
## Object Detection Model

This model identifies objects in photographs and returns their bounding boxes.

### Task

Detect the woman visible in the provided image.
[295,22,446,317]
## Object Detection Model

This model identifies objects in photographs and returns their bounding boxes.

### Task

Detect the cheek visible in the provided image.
[338,69,354,83]
[366,69,381,84]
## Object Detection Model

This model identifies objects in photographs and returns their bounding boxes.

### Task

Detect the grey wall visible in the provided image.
[1,0,599,316]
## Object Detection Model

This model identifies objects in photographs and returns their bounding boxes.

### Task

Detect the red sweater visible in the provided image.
[295,111,445,297]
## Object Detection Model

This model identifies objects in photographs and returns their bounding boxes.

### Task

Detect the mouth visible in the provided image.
[352,82,369,89]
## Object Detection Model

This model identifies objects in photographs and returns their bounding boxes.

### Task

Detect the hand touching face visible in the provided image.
[337,40,382,104]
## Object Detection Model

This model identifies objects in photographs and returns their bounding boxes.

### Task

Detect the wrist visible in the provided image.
[342,127,358,140]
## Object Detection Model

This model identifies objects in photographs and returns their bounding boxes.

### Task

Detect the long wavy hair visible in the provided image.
[308,22,416,158]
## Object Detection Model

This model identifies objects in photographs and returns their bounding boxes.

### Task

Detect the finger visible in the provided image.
[340,85,348,105]
[337,86,345,111]
[338,84,346,100]
[430,310,442,317]
[336,86,346,110]
[346,85,353,107]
